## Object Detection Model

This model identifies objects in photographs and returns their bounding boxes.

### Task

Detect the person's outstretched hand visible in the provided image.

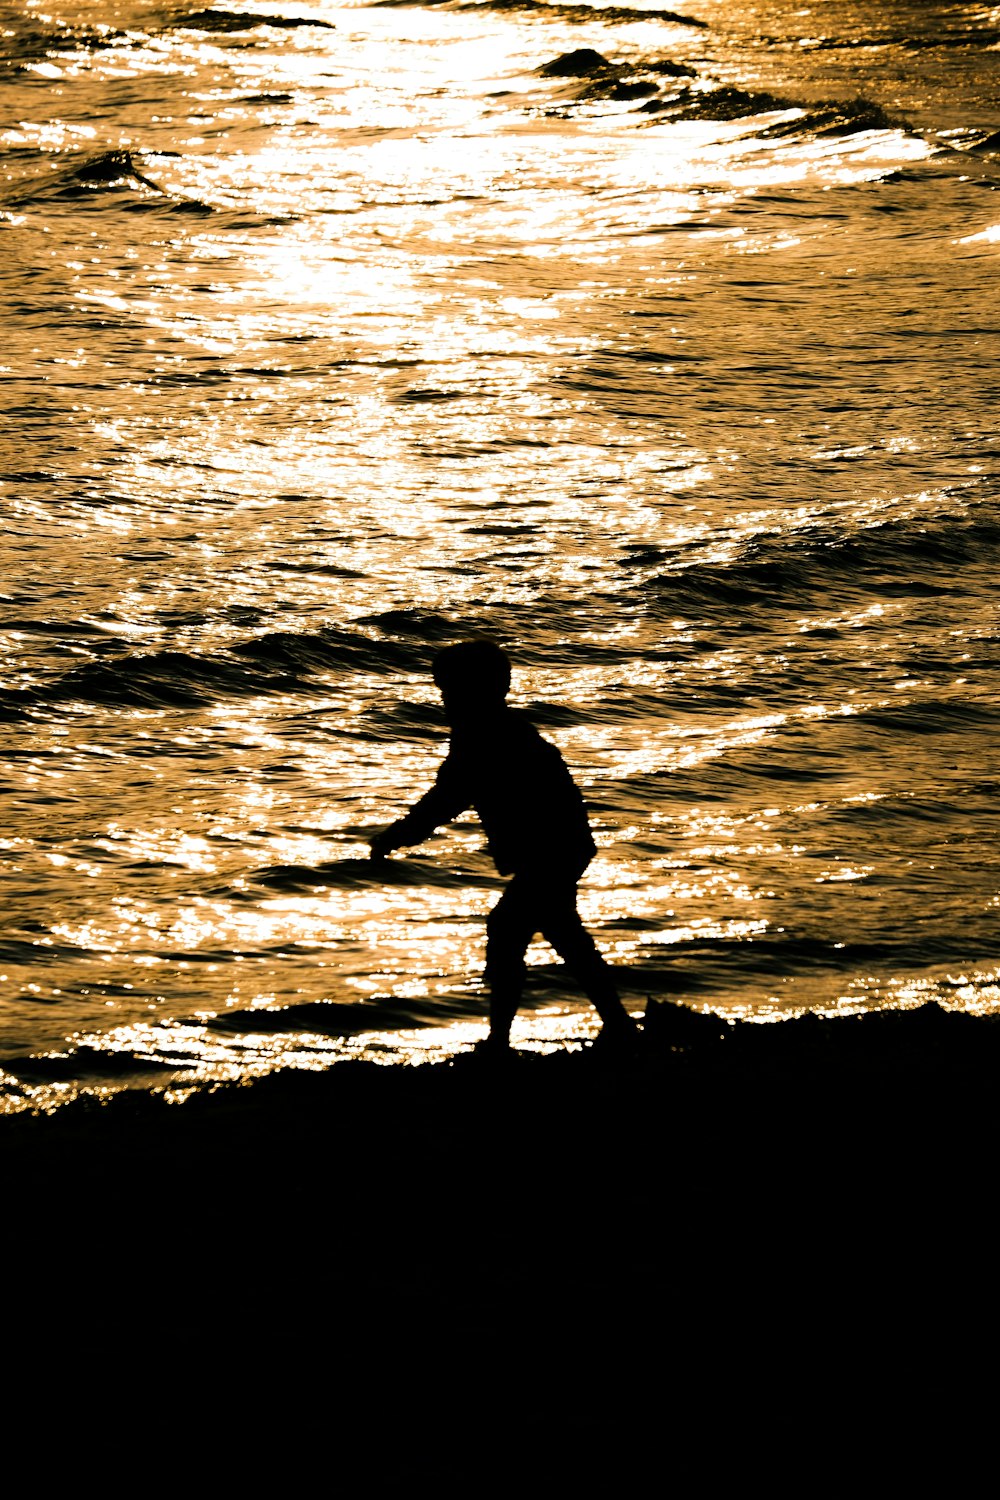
[369,829,395,862]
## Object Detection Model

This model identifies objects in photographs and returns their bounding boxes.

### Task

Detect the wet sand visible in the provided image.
[5,1001,996,1316]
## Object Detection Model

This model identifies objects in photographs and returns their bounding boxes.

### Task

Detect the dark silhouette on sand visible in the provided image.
[369,641,637,1054]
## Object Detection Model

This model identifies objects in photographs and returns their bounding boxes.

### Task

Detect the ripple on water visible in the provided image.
[2,0,1000,1114]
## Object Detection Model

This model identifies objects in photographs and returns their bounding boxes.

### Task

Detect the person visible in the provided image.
[369,640,637,1054]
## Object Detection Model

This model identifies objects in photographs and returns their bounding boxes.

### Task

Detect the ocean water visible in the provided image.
[2,0,999,1114]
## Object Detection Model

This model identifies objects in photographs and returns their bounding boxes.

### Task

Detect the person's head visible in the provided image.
[432,640,511,723]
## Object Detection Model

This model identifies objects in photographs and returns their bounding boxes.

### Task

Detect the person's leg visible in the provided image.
[484,877,538,1046]
[537,881,635,1038]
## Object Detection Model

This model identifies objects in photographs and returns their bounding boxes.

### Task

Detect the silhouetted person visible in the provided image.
[369,641,637,1054]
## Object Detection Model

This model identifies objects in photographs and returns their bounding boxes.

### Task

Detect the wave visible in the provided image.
[163,7,336,33]
[218,990,483,1035]
[374,0,707,25]
[636,82,902,135]
[779,26,1000,56]
[232,625,423,673]
[18,607,682,713]
[755,95,906,140]
[850,697,1000,737]
[211,998,428,1036]
[0,696,33,722]
[0,20,141,66]
[538,48,693,79]
[0,989,484,1100]
[47,648,287,708]
[250,855,490,891]
[6,149,162,202]
[359,608,467,641]
[4,1046,182,1087]
[17,603,634,714]
[634,503,1000,619]
[3,150,213,216]
[531,43,909,135]
[26,624,434,711]
[0,6,331,63]
[634,931,985,992]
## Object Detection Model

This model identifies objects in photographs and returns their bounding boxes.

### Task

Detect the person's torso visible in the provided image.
[448,710,596,876]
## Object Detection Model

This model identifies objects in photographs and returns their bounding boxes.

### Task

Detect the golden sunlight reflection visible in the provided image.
[958,224,1000,244]
[96,827,220,874]
[5,0,999,1126]
[0,1006,604,1117]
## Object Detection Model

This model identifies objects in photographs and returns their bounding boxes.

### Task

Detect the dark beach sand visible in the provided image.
[5,1001,997,1318]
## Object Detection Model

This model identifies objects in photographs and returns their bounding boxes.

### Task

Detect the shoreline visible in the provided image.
[5,999,997,1144]
[5,1004,997,1271]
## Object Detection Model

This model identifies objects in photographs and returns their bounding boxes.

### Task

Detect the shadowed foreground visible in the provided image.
[6,1003,998,1294]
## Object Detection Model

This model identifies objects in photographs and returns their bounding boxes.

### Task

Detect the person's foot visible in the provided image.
[468,1033,515,1063]
[590,1015,641,1058]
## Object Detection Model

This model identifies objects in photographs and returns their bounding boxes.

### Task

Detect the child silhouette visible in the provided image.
[369,640,636,1054]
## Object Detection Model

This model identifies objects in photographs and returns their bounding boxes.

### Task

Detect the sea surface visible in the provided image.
[3,0,999,1114]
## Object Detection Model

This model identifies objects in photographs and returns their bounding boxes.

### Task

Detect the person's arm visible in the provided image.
[369,753,470,860]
